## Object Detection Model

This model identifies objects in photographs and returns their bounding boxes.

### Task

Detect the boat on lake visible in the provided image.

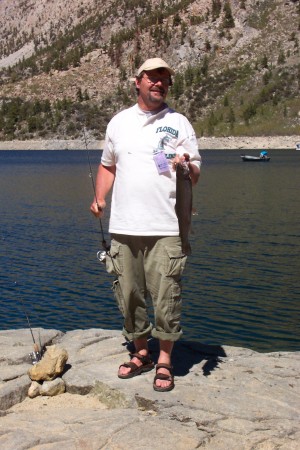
[241,151,270,162]
[296,142,300,151]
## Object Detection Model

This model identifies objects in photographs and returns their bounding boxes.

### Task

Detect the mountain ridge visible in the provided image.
[0,0,299,141]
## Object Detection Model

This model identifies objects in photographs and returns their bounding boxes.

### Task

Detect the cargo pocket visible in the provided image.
[164,245,187,279]
[105,241,123,276]
[168,282,182,325]
[112,279,125,316]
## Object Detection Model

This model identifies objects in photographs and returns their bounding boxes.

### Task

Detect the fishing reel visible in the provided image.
[97,241,110,264]
[97,250,107,264]
[29,349,42,365]
[29,342,44,365]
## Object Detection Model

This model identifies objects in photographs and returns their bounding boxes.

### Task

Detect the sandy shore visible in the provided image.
[0,139,103,151]
[0,135,299,150]
[199,135,299,150]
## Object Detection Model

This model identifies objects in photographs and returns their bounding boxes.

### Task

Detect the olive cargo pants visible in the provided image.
[105,234,187,342]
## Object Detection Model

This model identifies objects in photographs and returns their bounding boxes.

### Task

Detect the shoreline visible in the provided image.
[0,135,299,150]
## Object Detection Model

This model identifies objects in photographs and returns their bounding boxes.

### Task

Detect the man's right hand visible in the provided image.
[90,200,106,218]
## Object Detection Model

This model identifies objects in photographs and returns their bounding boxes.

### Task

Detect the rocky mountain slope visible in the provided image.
[0,0,299,140]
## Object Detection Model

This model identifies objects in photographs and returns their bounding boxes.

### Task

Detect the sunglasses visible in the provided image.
[142,74,171,86]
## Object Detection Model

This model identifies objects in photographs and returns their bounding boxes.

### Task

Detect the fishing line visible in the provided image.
[83,126,108,251]
[83,126,137,341]
[14,281,42,364]
[3,231,43,364]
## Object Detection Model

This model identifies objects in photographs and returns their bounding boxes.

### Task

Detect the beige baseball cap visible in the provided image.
[136,58,175,76]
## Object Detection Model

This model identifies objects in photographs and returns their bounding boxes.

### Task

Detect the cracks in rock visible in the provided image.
[167,412,218,447]
[2,374,22,382]
[135,395,158,412]
[42,332,65,347]
[79,335,117,349]
[91,381,129,409]
[66,385,93,396]
[97,412,156,449]
[2,356,31,366]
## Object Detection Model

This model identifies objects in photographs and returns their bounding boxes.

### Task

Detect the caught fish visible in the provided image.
[175,161,192,255]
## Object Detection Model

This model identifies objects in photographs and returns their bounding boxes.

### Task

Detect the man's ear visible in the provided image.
[135,77,141,89]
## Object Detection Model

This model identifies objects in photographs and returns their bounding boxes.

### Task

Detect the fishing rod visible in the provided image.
[14,281,42,365]
[82,126,108,256]
[83,126,137,340]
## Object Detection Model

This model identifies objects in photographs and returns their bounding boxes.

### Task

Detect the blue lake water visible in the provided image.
[0,149,299,352]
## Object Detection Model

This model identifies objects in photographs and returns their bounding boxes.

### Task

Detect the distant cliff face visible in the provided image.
[0,0,299,140]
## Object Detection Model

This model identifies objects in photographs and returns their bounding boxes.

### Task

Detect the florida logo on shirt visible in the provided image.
[156,126,179,138]
[154,134,176,160]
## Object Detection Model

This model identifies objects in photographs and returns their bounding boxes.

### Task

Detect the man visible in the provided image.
[90,57,201,392]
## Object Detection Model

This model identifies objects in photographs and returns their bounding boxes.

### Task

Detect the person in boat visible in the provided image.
[260,151,268,159]
[90,57,201,392]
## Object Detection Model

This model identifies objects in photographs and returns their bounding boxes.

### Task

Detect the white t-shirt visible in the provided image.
[101,104,201,236]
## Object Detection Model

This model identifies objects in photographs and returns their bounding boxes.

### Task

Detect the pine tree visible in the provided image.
[212,0,222,21]
[223,2,235,29]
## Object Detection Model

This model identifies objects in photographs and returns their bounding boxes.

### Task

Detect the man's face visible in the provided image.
[135,68,171,111]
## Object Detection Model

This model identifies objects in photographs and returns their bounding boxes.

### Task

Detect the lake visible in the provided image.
[0,149,299,352]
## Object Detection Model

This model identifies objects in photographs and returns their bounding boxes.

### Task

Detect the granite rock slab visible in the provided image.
[0,328,299,449]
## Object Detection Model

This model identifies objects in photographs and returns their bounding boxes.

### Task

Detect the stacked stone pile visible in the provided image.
[27,345,68,398]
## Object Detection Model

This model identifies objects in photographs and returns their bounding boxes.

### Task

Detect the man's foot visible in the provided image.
[118,352,154,379]
[153,363,174,392]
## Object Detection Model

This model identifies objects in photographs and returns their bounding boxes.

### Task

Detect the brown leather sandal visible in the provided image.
[118,352,154,379]
[153,363,175,392]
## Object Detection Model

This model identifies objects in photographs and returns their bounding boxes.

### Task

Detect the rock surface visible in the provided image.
[0,135,299,150]
[0,328,299,450]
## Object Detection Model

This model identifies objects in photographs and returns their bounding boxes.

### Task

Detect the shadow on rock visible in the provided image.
[123,339,226,377]
[172,341,226,377]
[62,363,72,375]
